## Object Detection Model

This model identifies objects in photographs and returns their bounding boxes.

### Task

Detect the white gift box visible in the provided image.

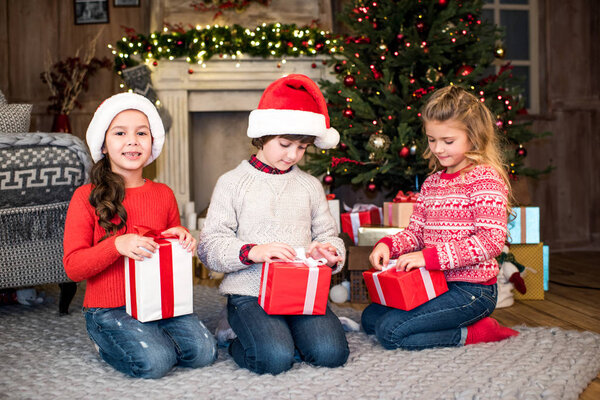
[124,238,193,322]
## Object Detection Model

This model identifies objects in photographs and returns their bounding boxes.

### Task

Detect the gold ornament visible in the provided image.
[369,152,376,161]
[495,44,506,59]
[368,133,391,151]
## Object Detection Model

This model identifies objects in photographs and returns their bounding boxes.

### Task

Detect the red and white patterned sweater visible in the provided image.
[378,164,508,284]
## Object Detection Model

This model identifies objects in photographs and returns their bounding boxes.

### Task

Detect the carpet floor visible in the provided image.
[1,284,599,400]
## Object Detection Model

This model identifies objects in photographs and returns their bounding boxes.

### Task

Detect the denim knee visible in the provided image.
[179,334,218,368]
[247,340,294,375]
[119,345,176,379]
[375,318,408,350]
[301,340,349,368]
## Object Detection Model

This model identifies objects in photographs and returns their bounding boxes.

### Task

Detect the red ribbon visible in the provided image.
[392,190,419,203]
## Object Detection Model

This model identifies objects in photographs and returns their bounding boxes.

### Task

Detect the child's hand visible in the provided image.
[308,242,342,267]
[369,243,390,270]
[161,226,197,252]
[115,234,159,261]
[396,251,425,272]
[248,243,296,263]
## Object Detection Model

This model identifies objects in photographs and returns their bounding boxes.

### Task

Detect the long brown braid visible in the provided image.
[88,156,128,241]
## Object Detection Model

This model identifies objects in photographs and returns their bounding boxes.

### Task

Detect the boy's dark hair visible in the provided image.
[251,134,315,149]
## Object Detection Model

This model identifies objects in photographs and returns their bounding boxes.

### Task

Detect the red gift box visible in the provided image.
[363,263,448,310]
[124,227,193,322]
[258,251,331,315]
[341,206,382,245]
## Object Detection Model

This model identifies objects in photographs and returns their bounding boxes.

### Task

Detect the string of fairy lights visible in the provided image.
[109,23,339,75]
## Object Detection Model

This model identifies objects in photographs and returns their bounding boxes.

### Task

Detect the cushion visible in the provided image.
[0,103,33,133]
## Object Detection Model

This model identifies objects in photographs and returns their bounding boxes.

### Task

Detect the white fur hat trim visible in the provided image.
[248,109,340,149]
[86,92,165,166]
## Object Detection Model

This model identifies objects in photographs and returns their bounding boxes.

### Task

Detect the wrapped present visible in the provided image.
[383,191,418,227]
[363,261,448,310]
[511,243,548,300]
[124,228,193,323]
[357,226,404,246]
[341,205,383,245]
[508,207,540,244]
[327,194,341,233]
[258,248,331,315]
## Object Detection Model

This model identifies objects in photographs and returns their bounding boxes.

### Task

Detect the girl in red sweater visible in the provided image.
[362,86,518,350]
[63,93,217,378]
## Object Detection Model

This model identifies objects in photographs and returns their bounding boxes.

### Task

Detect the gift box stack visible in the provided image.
[507,206,549,300]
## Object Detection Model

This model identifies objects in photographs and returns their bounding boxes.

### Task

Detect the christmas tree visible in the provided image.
[306,0,549,194]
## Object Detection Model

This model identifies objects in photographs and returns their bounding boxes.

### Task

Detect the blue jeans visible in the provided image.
[227,295,349,375]
[361,281,497,350]
[85,307,217,379]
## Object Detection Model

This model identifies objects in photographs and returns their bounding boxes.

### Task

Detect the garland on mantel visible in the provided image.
[110,23,339,74]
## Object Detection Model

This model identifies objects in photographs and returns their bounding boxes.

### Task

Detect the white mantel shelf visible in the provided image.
[152,56,332,208]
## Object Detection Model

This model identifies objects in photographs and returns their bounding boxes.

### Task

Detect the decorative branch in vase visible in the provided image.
[40,31,112,132]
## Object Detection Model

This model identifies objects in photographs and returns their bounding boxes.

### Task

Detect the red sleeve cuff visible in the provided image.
[375,237,393,251]
[422,247,441,270]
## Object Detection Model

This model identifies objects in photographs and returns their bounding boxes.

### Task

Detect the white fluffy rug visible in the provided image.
[1,284,599,400]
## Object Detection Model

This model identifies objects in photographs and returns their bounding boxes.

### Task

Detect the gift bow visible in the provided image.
[293,247,327,268]
[392,191,419,203]
[326,193,336,200]
[343,203,380,213]
[133,225,177,239]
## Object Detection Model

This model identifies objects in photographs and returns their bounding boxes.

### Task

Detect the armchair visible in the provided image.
[0,132,91,314]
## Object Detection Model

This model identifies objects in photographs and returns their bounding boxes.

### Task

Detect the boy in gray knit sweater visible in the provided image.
[197,74,349,375]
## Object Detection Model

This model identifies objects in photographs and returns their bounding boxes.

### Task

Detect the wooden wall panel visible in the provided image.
[526,0,600,249]
[0,0,149,139]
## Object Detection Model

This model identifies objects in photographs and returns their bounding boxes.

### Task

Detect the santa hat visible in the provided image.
[247,74,340,149]
[86,92,165,166]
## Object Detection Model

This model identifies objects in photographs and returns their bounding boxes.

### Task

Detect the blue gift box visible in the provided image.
[508,207,540,244]
[543,245,549,291]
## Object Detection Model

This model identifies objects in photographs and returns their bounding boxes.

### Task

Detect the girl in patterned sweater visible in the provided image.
[362,86,518,350]
[63,93,217,378]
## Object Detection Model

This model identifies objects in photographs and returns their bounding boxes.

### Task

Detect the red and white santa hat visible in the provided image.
[86,92,165,166]
[247,74,340,149]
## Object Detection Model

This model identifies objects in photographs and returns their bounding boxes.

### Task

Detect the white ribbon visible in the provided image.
[419,267,436,300]
[371,260,396,306]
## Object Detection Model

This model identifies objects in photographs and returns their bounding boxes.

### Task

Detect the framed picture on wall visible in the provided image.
[74,0,109,25]
[114,0,140,6]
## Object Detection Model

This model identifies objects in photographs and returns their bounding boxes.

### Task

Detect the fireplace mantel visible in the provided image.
[152,56,332,208]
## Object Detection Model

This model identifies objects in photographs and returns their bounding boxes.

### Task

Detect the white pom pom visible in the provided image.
[330,284,349,304]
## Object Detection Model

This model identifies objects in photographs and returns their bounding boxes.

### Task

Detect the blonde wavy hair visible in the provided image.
[421,85,513,210]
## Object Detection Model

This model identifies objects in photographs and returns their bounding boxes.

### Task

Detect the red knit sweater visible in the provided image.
[378,164,508,284]
[63,180,181,307]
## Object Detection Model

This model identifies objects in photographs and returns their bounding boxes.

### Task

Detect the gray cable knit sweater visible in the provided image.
[197,160,345,297]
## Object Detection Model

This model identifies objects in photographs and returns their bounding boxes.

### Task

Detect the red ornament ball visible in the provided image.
[516,147,528,157]
[416,21,426,33]
[323,174,335,185]
[152,61,158,66]
[311,63,317,69]
[457,65,475,77]
[372,69,383,80]
[367,182,377,192]
[342,108,355,119]
[343,75,356,87]
[334,63,343,73]
[396,33,405,42]
[188,68,194,74]
[339,142,348,151]
[398,146,410,158]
